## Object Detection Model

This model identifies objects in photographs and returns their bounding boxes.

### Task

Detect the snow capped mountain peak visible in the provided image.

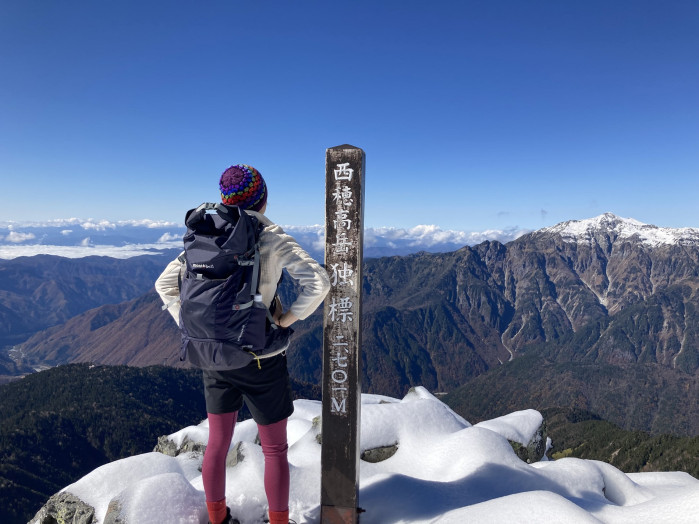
[539,213,699,246]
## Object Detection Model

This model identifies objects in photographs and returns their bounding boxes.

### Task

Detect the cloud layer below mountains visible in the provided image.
[0,219,528,259]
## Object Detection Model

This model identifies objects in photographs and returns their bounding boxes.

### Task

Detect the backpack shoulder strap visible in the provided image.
[249,221,279,331]
[250,242,261,298]
[177,253,185,290]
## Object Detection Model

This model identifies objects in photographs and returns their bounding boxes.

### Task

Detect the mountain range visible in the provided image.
[0,253,177,349]
[3,213,699,435]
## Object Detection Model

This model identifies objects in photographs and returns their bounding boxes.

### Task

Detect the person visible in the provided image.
[155,164,330,524]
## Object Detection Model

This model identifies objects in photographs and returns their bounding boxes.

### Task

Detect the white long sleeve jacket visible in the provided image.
[155,210,330,326]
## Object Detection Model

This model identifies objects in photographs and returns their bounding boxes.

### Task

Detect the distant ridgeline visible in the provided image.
[2,213,699,435]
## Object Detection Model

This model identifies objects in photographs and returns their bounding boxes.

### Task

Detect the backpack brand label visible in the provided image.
[192,263,215,269]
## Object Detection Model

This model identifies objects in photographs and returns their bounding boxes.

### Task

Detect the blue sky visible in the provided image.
[1,0,697,232]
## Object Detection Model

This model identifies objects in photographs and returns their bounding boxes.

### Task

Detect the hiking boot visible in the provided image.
[263,513,297,524]
[208,507,240,524]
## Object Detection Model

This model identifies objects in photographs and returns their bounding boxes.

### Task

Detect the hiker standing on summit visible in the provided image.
[155,165,330,524]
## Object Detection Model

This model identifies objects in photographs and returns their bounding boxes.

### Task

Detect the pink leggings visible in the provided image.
[202,412,290,512]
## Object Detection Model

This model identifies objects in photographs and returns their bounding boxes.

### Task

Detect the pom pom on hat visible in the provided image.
[219,164,268,212]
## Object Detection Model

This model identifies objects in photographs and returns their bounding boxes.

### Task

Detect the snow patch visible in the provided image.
[475,409,543,446]
[46,391,699,524]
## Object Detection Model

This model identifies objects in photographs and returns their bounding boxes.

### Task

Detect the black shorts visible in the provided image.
[202,353,294,425]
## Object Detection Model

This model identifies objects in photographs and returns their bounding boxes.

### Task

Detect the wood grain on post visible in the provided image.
[320,145,365,523]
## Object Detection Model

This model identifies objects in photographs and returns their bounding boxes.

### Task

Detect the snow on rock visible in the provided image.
[53,452,193,523]
[166,419,210,449]
[31,391,699,524]
[361,387,470,453]
[475,408,542,446]
[110,472,206,523]
[476,408,547,463]
[540,212,699,246]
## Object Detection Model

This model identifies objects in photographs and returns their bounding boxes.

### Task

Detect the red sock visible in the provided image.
[206,498,228,524]
[268,509,289,524]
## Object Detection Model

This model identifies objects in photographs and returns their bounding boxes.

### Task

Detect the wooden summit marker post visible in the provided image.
[321,145,365,523]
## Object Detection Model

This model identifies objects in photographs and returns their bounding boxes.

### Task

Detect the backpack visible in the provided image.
[177,202,291,370]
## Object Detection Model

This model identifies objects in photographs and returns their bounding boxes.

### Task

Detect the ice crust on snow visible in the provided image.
[541,212,699,246]
[42,387,699,524]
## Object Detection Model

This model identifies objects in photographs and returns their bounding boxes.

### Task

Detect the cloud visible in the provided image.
[0,244,176,259]
[1,218,84,229]
[157,232,181,242]
[4,231,36,243]
[284,224,528,248]
[117,219,181,228]
[0,220,531,260]
[283,224,325,254]
[0,218,180,230]
[364,225,528,248]
[80,220,117,231]
[281,224,325,233]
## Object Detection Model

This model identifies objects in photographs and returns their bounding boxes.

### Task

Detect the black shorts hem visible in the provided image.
[202,354,294,425]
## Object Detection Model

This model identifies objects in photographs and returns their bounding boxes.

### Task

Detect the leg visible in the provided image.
[203,411,238,524]
[257,418,290,523]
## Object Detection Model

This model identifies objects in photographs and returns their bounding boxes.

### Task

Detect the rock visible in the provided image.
[226,441,245,467]
[29,491,96,524]
[103,499,125,524]
[153,435,206,457]
[510,420,548,463]
[313,415,322,445]
[361,443,399,463]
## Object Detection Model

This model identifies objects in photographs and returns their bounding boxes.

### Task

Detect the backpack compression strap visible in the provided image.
[249,241,278,330]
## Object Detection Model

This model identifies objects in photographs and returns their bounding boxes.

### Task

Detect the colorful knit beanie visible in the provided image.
[219,164,268,212]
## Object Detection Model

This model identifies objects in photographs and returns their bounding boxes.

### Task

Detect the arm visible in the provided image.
[155,253,185,325]
[276,310,299,329]
[270,232,330,327]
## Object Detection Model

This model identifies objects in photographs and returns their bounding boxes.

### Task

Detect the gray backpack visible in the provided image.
[178,203,290,370]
